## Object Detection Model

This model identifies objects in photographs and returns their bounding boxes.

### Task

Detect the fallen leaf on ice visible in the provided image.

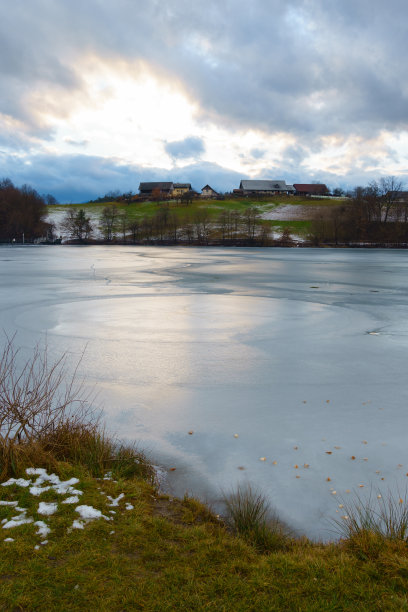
[351,456,356,460]
[272,461,277,465]
[188,431,194,435]
[233,434,239,438]
[303,464,309,468]
[359,484,364,488]
[294,465,298,469]
[259,457,266,462]
[169,468,176,472]
[362,441,368,444]
[325,451,332,455]
[326,477,331,482]
[293,446,298,450]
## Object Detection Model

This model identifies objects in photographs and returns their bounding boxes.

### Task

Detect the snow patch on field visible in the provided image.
[1,468,134,546]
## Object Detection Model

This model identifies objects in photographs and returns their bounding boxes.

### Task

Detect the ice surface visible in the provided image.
[3,246,408,539]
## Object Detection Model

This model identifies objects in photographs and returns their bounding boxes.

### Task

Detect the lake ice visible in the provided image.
[1,244,408,539]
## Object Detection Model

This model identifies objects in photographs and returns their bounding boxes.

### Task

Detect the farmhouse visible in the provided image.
[201,185,219,198]
[139,182,174,197]
[294,184,329,196]
[172,183,192,197]
[239,180,295,195]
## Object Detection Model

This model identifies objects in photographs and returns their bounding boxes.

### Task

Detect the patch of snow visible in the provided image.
[41,540,48,545]
[1,478,31,487]
[0,501,18,506]
[125,503,134,510]
[71,520,85,530]
[38,502,58,516]
[107,493,124,507]
[34,545,40,550]
[30,486,51,496]
[3,514,33,528]
[75,505,108,521]
[4,538,14,542]
[62,496,79,504]
[35,520,51,538]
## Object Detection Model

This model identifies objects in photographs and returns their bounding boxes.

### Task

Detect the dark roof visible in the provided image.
[294,184,329,194]
[173,183,191,189]
[139,182,173,192]
[202,185,218,192]
[239,180,289,191]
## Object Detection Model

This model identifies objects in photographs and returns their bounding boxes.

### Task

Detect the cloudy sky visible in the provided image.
[1,0,408,202]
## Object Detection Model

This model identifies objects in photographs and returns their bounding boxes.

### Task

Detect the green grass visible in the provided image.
[2,469,408,610]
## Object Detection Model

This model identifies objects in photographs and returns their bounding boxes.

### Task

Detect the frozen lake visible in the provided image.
[1,245,408,539]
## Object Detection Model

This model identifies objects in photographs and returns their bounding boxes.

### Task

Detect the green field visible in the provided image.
[49,195,343,240]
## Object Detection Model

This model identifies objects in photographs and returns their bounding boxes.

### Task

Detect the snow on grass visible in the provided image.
[38,502,58,516]
[35,521,51,538]
[1,478,31,487]
[107,493,124,506]
[3,512,34,529]
[62,496,80,504]
[1,467,132,543]
[75,505,109,521]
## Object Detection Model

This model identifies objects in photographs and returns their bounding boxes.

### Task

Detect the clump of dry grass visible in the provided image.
[0,335,154,484]
[333,488,408,559]
[223,484,292,552]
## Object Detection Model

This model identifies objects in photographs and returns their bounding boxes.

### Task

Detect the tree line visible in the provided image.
[0,179,55,243]
[60,205,287,246]
[309,177,408,246]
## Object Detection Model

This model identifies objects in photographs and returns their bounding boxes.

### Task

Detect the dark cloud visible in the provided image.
[164,136,205,160]
[1,0,408,139]
[1,0,408,198]
[0,153,242,202]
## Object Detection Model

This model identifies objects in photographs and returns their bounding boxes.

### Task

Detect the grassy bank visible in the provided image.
[48,195,340,241]
[1,339,408,610]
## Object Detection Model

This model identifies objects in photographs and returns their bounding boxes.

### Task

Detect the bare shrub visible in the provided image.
[0,335,155,483]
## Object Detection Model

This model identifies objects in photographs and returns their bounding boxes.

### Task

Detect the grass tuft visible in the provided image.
[333,488,408,559]
[223,484,291,552]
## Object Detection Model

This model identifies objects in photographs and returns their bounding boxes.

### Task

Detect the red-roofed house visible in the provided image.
[294,184,329,196]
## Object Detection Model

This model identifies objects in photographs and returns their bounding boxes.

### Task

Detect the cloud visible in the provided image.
[1,0,408,196]
[164,136,205,160]
[0,152,243,202]
[2,0,408,141]
[64,138,89,147]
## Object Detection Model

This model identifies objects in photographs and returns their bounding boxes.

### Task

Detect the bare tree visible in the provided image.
[61,208,93,242]
[100,205,120,241]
